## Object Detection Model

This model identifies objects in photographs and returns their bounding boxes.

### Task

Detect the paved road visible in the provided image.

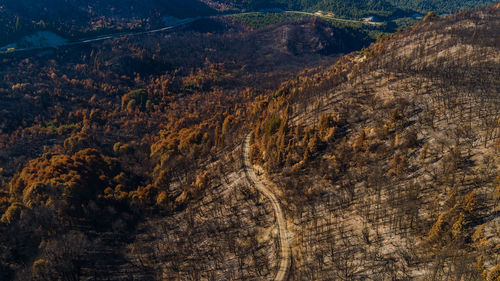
[286,11,381,25]
[0,18,200,53]
[233,10,377,25]
[243,133,291,281]
[1,10,381,54]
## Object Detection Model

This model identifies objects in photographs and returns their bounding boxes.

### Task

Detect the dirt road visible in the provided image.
[243,133,290,281]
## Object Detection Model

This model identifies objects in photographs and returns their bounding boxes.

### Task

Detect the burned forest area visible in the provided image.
[0,1,500,281]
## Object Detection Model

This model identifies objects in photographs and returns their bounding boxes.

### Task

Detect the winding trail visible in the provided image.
[243,133,291,281]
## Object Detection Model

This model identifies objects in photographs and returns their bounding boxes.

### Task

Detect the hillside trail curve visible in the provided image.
[243,133,291,281]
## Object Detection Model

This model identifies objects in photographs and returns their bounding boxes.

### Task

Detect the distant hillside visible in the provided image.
[213,0,400,18]
[2,0,214,20]
[0,0,215,45]
[214,0,497,17]
[2,0,495,46]
[387,0,497,13]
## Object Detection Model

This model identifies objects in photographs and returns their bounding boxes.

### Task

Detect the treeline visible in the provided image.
[387,0,496,13]
[231,12,312,29]
[215,0,495,18]
[217,0,401,18]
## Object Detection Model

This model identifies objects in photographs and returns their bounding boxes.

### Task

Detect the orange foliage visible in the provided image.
[9,149,119,208]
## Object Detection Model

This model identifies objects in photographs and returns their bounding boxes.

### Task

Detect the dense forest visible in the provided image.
[387,0,497,13]
[217,0,397,16]
[213,0,496,17]
[0,1,499,281]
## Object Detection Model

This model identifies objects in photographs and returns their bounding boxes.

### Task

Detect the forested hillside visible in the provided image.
[213,0,496,17]
[212,0,400,18]
[387,0,496,13]
[250,4,500,279]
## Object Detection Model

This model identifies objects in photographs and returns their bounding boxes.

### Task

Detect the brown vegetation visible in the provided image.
[250,5,500,280]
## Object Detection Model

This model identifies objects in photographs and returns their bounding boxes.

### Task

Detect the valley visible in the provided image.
[0,8,409,54]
